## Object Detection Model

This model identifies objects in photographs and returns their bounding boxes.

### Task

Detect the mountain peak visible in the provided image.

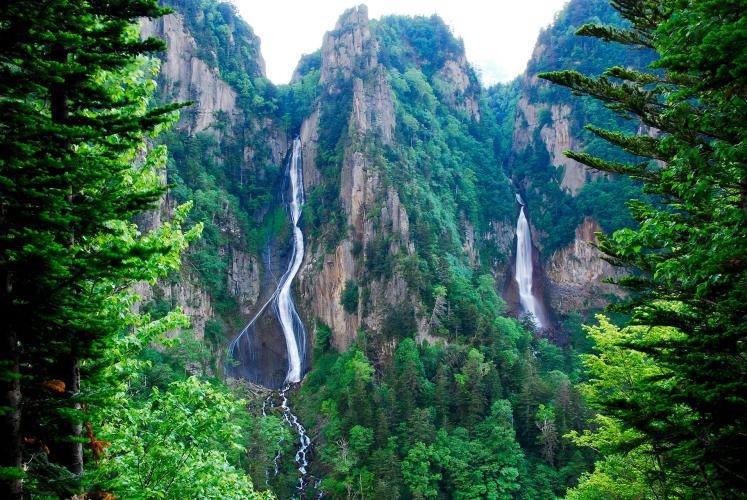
[334,4,369,31]
[320,4,377,87]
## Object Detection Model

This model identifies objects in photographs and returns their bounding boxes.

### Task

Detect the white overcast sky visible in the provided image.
[229,0,569,86]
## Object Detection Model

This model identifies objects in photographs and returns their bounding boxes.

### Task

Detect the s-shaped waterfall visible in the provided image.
[515,195,544,329]
[274,138,306,383]
[229,139,314,494]
[229,138,307,384]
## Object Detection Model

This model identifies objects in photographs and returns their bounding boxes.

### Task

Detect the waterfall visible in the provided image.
[274,138,306,383]
[279,387,312,492]
[261,386,318,496]
[229,138,307,384]
[229,139,315,495]
[515,197,544,328]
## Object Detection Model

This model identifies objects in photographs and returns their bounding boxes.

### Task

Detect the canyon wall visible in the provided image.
[506,0,655,320]
[138,0,653,374]
[137,2,286,344]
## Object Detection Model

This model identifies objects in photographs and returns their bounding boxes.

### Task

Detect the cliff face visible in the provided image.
[138,0,653,374]
[545,217,625,314]
[299,6,407,351]
[137,2,286,343]
[512,87,590,196]
[506,0,654,318]
[141,14,237,134]
[435,56,481,122]
[296,6,512,351]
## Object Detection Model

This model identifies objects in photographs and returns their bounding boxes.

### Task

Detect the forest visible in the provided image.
[0,0,745,499]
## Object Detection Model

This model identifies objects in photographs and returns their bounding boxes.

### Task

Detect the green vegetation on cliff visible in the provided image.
[0,0,264,496]
[267,12,598,498]
[505,0,656,256]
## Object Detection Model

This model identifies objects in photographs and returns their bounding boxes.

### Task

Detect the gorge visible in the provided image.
[3,0,742,497]
[135,0,654,497]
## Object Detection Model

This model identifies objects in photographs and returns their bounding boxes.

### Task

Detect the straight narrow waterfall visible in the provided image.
[515,197,544,329]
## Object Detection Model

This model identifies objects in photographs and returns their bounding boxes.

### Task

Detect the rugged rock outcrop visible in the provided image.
[301,240,359,351]
[294,4,530,350]
[435,56,481,122]
[227,249,261,316]
[319,5,377,88]
[351,70,396,144]
[298,6,416,350]
[546,217,625,314]
[141,14,238,134]
[512,78,590,196]
[136,6,282,343]
[133,277,214,341]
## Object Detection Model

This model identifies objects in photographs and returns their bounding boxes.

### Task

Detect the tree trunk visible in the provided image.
[55,354,83,475]
[1,271,22,499]
[49,42,84,477]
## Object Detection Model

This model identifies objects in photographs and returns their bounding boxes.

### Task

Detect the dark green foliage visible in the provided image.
[145,0,290,341]
[382,305,418,340]
[294,318,592,498]
[366,16,516,317]
[278,68,321,131]
[575,176,650,234]
[164,0,276,115]
[0,0,195,494]
[485,81,520,159]
[339,280,359,314]
[375,15,469,78]
[541,0,747,495]
[364,236,392,278]
[302,81,353,250]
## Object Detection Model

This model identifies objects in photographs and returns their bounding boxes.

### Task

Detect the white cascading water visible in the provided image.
[229,138,306,383]
[229,138,314,494]
[261,388,315,494]
[280,388,312,490]
[275,138,305,383]
[515,196,544,328]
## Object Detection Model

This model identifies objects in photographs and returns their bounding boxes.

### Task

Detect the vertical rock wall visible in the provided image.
[137,11,284,342]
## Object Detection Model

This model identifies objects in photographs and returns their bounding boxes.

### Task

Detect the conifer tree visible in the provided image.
[0,0,187,495]
[540,0,746,495]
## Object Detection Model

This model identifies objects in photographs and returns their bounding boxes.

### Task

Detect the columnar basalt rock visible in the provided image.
[319,5,377,88]
[299,5,411,350]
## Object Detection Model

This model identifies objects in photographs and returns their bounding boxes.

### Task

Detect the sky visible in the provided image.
[230,0,569,86]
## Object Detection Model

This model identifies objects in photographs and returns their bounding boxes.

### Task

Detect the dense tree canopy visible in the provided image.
[0,0,253,497]
[541,0,747,496]
[3,0,745,498]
